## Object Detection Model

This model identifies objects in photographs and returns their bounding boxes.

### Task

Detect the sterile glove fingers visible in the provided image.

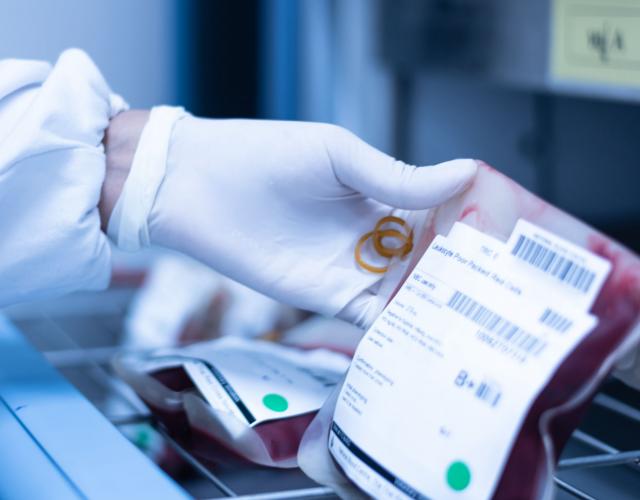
[326,126,477,209]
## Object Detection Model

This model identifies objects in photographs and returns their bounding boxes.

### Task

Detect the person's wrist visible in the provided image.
[99,110,150,231]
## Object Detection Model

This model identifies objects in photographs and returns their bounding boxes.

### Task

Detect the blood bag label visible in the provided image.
[177,338,348,427]
[329,220,607,499]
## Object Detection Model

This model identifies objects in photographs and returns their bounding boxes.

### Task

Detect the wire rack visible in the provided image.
[7,289,640,500]
[52,361,337,499]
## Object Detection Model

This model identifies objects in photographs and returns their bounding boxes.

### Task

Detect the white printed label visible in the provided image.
[329,220,606,499]
[183,360,248,424]
[181,338,347,426]
[445,222,594,321]
[506,219,611,310]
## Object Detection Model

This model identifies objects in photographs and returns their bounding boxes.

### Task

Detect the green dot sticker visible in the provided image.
[446,461,471,491]
[262,393,288,412]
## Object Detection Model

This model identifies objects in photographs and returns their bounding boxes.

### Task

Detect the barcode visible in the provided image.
[511,234,595,293]
[539,308,573,333]
[476,381,501,407]
[447,291,546,356]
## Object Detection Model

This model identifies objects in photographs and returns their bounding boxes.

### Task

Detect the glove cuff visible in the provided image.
[108,105,187,251]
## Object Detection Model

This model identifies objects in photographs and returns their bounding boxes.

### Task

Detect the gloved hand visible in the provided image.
[107,108,477,328]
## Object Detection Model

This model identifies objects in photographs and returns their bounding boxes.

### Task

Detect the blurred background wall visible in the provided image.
[1,0,638,250]
[0,0,188,108]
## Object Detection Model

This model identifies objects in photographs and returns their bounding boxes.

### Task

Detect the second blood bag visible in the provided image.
[298,163,640,499]
[114,337,349,467]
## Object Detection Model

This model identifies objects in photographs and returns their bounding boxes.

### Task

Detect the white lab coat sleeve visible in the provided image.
[0,49,128,307]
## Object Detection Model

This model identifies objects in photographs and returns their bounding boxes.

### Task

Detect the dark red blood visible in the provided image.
[109,268,147,287]
[143,368,193,439]
[157,445,193,479]
[152,367,193,391]
[253,412,316,461]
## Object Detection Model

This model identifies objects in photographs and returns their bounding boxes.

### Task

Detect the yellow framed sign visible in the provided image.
[551,0,640,88]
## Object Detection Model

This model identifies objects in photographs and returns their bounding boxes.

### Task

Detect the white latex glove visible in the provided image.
[108,108,476,327]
